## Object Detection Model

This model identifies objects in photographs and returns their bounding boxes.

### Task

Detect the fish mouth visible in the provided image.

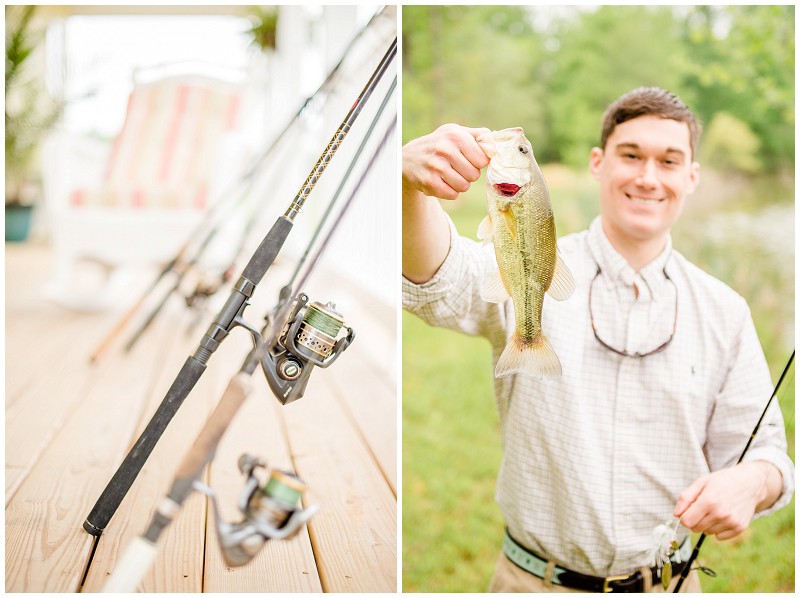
[495,183,521,197]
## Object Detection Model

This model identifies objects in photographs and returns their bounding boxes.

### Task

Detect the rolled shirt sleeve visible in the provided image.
[402,215,508,342]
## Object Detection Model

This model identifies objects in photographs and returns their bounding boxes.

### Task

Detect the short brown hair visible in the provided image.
[600,87,701,158]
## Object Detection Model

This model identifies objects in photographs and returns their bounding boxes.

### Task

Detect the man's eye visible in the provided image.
[518,145,528,154]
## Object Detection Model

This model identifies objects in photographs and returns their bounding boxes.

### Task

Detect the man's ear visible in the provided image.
[589,147,604,180]
[687,161,700,195]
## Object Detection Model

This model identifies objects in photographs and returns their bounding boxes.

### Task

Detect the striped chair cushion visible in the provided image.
[70,79,242,209]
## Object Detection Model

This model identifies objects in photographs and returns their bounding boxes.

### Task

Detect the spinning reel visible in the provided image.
[193,454,319,568]
[260,293,355,405]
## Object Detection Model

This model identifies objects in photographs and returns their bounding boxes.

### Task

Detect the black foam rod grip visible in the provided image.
[242,216,293,285]
[84,355,207,536]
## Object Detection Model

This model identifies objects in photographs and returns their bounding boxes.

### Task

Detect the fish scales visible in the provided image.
[477,127,574,378]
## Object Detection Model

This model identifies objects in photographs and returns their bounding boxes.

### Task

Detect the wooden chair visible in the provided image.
[46,72,247,310]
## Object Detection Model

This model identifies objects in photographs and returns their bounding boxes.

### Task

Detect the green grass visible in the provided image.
[402,312,502,592]
[402,166,795,592]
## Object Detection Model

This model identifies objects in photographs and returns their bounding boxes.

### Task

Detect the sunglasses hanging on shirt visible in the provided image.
[588,265,678,358]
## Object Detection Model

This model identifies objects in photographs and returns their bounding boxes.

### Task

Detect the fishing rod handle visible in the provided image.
[102,536,159,593]
[284,37,397,221]
[672,534,706,592]
[240,215,294,285]
[113,374,252,577]
[172,373,252,492]
[83,355,207,536]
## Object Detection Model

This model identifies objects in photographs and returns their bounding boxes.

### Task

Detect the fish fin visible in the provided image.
[495,332,562,379]
[547,252,576,301]
[480,269,511,303]
[499,208,518,239]
[477,215,494,243]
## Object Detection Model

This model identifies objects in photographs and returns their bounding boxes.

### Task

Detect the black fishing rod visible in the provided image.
[89,6,392,362]
[102,106,397,593]
[83,37,397,538]
[672,349,795,592]
[187,75,397,399]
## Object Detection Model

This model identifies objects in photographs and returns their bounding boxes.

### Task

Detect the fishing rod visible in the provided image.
[181,185,264,317]
[102,107,397,594]
[179,5,398,325]
[180,140,295,337]
[186,74,397,402]
[89,6,392,362]
[83,38,397,539]
[672,349,795,592]
[189,71,398,352]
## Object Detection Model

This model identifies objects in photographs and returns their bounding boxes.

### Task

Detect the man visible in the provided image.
[402,88,793,592]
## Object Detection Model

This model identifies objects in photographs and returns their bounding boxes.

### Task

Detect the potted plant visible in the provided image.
[5,6,61,242]
[246,6,279,52]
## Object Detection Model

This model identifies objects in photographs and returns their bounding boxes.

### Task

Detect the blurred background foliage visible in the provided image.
[402,5,794,174]
[402,4,794,593]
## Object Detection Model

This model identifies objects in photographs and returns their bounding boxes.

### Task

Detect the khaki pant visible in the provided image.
[488,552,703,593]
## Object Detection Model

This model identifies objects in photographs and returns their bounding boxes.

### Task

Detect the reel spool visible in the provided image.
[261,293,355,405]
[194,454,318,568]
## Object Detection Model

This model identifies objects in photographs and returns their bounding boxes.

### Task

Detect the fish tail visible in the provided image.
[495,331,562,379]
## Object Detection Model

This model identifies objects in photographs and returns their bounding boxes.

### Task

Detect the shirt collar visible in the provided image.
[587,216,673,292]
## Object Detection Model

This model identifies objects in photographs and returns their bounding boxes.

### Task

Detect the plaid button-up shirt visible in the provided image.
[402,215,793,576]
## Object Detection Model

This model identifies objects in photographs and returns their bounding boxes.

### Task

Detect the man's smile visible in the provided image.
[625,193,665,204]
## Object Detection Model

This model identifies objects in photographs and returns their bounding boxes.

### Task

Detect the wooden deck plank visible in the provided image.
[281,375,397,593]
[328,346,397,494]
[6,242,397,593]
[4,320,173,592]
[4,310,100,407]
[304,271,397,494]
[5,313,122,501]
[202,371,323,592]
[81,308,218,592]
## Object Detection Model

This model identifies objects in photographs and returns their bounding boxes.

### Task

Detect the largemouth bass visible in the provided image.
[476,127,575,378]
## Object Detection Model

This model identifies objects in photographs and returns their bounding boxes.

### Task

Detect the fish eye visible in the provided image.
[518,145,528,154]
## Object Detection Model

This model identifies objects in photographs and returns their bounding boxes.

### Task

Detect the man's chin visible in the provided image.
[603,214,670,244]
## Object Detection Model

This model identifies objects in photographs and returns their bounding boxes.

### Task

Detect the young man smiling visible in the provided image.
[402,87,793,592]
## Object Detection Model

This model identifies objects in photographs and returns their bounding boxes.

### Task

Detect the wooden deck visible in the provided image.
[5,241,397,592]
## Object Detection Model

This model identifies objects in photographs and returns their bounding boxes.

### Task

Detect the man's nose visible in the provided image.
[636,159,659,188]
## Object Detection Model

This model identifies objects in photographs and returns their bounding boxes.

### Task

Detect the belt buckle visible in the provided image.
[602,574,631,593]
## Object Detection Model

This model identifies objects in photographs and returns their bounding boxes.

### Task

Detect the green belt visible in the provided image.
[502,529,692,589]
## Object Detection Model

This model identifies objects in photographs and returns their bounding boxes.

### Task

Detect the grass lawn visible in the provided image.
[402,166,794,592]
